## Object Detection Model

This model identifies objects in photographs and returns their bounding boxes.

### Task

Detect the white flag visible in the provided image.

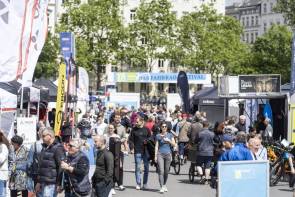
[22,0,49,86]
[77,67,89,101]
[0,0,35,82]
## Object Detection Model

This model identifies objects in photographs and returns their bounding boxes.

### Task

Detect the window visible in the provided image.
[277,20,281,25]
[251,16,254,26]
[270,21,274,26]
[140,83,148,92]
[255,32,258,40]
[130,9,136,20]
[263,22,267,32]
[141,37,147,45]
[158,59,164,67]
[170,61,176,67]
[251,33,254,43]
[246,33,249,43]
[255,16,259,25]
[263,4,267,13]
[111,66,118,72]
[128,83,135,92]
[270,3,273,13]
[246,17,249,27]
[242,17,245,26]
[158,84,164,92]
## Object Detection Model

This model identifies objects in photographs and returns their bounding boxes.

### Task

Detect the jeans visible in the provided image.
[94,180,112,197]
[178,142,187,157]
[36,184,57,197]
[157,153,172,187]
[134,153,149,185]
[0,180,6,197]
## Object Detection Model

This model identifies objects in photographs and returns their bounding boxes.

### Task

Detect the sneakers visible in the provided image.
[136,185,141,190]
[119,185,125,191]
[142,184,148,190]
[111,189,116,195]
[159,187,165,194]
[163,185,168,192]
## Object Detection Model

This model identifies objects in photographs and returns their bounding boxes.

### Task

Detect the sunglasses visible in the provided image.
[161,125,167,128]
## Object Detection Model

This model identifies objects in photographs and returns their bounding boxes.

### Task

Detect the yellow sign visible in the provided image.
[54,64,66,136]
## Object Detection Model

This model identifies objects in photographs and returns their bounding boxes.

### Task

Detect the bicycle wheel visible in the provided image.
[270,160,283,186]
[189,164,195,182]
[173,154,181,175]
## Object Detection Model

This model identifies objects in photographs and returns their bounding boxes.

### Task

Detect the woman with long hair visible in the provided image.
[154,122,176,194]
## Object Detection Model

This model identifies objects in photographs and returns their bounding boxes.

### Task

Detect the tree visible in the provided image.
[250,25,292,83]
[276,0,295,26]
[126,0,177,71]
[60,0,126,89]
[34,33,59,79]
[176,6,249,77]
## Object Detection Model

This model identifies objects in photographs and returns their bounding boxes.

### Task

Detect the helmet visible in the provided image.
[77,119,92,139]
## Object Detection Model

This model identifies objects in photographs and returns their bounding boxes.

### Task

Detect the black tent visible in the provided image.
[34,78,57,102]
[190,86,225,123]
[8,81,49,104]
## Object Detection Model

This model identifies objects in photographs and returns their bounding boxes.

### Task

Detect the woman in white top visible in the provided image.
[0,130,9,197]
[104,124,120,150]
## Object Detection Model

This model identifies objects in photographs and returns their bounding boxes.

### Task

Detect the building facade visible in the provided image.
[226,0,287,44]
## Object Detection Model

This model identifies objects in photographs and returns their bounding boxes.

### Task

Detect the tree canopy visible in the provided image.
[276,0,295,27]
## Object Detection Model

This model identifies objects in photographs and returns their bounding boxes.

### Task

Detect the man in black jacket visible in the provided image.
[92,135,114,197]
[35,128,65,197]
[61,138,91,196]
[129,116,150,190]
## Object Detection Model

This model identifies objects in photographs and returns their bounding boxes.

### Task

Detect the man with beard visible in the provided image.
[129,117,151,190]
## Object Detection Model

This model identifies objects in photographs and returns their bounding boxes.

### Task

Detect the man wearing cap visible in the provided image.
[235,115,246,132]
[61,139,91,196]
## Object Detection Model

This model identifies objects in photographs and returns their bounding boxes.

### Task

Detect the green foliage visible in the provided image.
[276,0,295,27]
[60,0,126,87]
[176,6,248,76]
[126,0,177,71]
[250,25,292,83]
[34,33,59,79]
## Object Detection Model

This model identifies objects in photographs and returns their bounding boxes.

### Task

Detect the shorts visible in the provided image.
[196,156,213,169]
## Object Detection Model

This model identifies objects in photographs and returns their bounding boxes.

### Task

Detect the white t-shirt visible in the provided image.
[93,122,108,135]
[0,144,9,181]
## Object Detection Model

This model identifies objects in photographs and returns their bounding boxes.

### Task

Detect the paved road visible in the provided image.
[114,155,294,197]
[59,154,294,197]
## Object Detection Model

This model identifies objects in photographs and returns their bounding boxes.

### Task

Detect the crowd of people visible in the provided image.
[0,103,277,197]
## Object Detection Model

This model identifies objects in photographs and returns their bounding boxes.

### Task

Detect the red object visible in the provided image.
[145,121,154,135]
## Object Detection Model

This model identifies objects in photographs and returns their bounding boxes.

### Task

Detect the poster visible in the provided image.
[239,75,280,93]
[17,117,37,145]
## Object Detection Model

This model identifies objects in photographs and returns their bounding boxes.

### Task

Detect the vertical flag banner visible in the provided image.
[291,34,295,95]
[177,71,190,113]
[0,0,48,83]
[263,101,273,125]
[77,67,89,101]
[22,0,49,86]
[54,63,66,136]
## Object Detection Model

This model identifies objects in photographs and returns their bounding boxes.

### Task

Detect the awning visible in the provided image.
[191,87,225,106]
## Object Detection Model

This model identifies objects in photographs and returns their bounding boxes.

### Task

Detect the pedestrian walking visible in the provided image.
[154,122,176,194]
[0,130,9,197]
[9,135,29,197]
[129,116,150,190]
[177,113,191,165]
[61,139,91,197]
[195,121,215,184]
[92,135,114,197]
[35,127,65,197]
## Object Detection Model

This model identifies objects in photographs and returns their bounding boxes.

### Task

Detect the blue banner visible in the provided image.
[291,34,295,94]
[60,32,75,61]
[263,101,273,125]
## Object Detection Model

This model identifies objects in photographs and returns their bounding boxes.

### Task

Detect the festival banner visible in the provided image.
[54,63,66,136]
[0,0,35,82]
[239,75,280,93]
[22,0,49,86]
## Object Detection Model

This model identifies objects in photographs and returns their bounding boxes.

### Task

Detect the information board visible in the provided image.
[218,161,269,197]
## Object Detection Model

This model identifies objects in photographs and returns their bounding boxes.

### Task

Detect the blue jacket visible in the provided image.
[219,143,253,161]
